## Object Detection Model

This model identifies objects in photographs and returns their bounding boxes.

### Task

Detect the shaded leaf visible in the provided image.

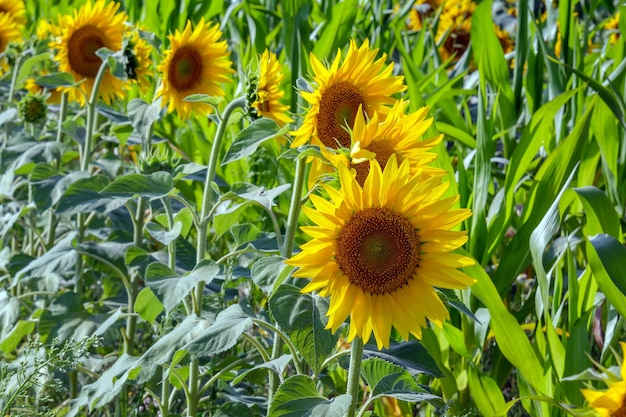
[222,118,289,165]
[268,375,350,417]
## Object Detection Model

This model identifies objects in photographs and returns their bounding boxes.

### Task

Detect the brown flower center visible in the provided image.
[614,399,626,417]
[67,25,107,78]
[317,81,365,149]
[442,28,471,59]
[335,207,421,295]
[169,46,203,91]
[351,139,396,185]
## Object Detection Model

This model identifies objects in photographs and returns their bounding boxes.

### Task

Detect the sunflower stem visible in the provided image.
[81,59,108,172]
[268,156,307,402]
[56,92,68,143]
[186,96,246,417]
[346,336,364,417]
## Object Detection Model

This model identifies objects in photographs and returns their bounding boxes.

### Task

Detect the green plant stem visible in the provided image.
[346,337,364,417]
[268,157,307,402]
[160,197,175,415]
[81,61,108,172]
[198,354,261,398]
[7,54,22,104]
[56,92,68,143]
[253,319,304,374]
[186,96,245,417]
[124,197,145,355]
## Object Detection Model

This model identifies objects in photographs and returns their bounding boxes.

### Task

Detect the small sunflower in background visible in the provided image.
[287,155,475,349]
[290,39,406,149]
[582,342,626,417]
[51,0,128,105]
[248,49,291,127]
[124,27,153,93]
[436,1,475,63]
[0,13,21,76]
[156,18,234,120]
[0,0,26,26]
[605,11,621,45]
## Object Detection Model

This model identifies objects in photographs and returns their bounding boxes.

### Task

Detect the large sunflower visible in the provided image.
[287,156,475,349]
[250,49,291,127]
[0,13,20,76]
[0,0,26,26]
[582,342,626,417]
[51,0,127,105]
[290,39,406,149]
[156,18,233,120]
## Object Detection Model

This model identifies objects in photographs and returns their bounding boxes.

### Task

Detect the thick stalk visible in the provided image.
[80,61,108,171]
[346,337,364,417]
[55,92,68,143]
[124,197,145,355]
[268,157,306,401]
[187,97,246,417]
[160,197,176,415]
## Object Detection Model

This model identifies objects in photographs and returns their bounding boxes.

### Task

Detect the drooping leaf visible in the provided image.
[100,171,173,199]
[16,232,77,283]
[269,284,338,374]
[222,118,289,165]
[145,260,219,312]
[251,256,290,293]
[363,341,442,378]
[146,221,183,245]
[184,303,254,357]
[268,375,351,417]
[134,287,164,324]
[38,292,98,343]
[56,175,124,215]
[35,72,76,88]
[0,320,35,355]
[588,235,626,317]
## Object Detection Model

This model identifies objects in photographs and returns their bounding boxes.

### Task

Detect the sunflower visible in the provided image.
[286,155,475,349]
[125,27,153,93]
[307,101,443,187]
[582,342,626,417]
[156,18,233,120]
[0,13,20,76]
[250,49,291,127]
[51,0,127,105]
[605,12,621,45]
[290,39,406,149]
[437,7,474,62]
[0,0,26,26]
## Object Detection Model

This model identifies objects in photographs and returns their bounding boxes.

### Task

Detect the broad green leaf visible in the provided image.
[56,175,124,215]
[127,98,161,136]
[0,320,35,355]
[233,354,293,384]
[0,291,20,338]
[101,172,173,199]
[214,402,257,417]
[588,235,626,304]
[182,94,224,105]
[16,232,77,283]
[467,366,506,416]
[363,341,442,378]
[184,304,254,357]
[468,261,547,393]
[39,292,98,343]
[572,187,622,239]
[35,72,76,88]
[222,118,289,165]
[268,375,351,417]
[230,223,262,248]
[269,284,338,374]
[146,221,182,245]
[145,260,219,312]
[230,182,291,211]
[62,119,85,146]
[16,52,51,87]
[134,287,164,324]
[251,256,289,293]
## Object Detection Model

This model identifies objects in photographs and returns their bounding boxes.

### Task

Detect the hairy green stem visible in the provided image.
[56,92,68,143]
[124,197,145,355]
[80,61,108,171]
[346,337,364,417]
[268,157,306,401]
[187,96,246,417]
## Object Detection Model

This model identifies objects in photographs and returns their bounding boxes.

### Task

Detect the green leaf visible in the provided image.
[269,284,338,374]
[572,187,622,239]
[268,375,351,417]
[35,72,76,88]
[146,221,182,245]
[145,260,219,312]
[0,320,35,355]
[184,304,254,357]
[588,234,626,313]
[39,292,98,343]
[56,175,124,215]
[0,291,20,339]
[251,256,290,293]
[222,118,289,165]
[467,366,506,416]
[101,172,173,199]
[230,223,262,248]
[16,52,51,87]
[182,94,224,105]
[363,341,442,378]
[134,287,164,324]
[312,0,358,61]
[127,98,161,136]
[16,232,77,283]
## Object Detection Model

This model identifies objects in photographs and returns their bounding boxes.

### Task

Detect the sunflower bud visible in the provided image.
[18,94,47,123]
